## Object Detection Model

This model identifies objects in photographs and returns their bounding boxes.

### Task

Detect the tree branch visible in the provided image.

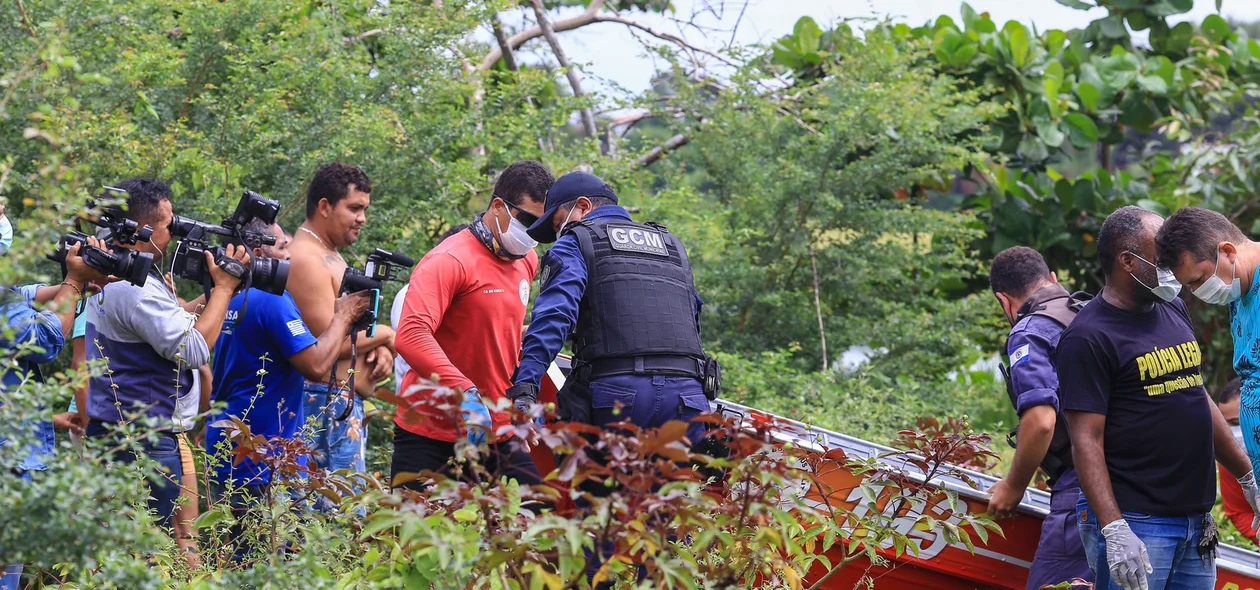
[491,16,519,72]
[15,0,36,38]
[529,0,597,139]
[635,134,690,168]
[481,0,607,71]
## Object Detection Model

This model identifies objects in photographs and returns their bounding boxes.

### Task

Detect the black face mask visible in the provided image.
[469,214,525,261]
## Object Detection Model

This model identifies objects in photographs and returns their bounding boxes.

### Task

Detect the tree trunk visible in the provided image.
[810,247,829,372]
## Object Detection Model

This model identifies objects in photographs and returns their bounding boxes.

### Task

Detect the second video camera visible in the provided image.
[47,195,158,286]
[341,248,416,336]
[170,190,289,297]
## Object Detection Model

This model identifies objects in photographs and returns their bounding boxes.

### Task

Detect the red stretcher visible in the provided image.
[534,357,1260,590]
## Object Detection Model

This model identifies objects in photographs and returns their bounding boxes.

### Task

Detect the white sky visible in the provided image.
[500,0,1260,96]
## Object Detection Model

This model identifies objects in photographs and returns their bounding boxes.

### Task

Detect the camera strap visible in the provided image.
[328,331,360,422]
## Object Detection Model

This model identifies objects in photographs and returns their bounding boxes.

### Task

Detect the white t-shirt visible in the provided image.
[390,284,411,394]
[173,369,200,432]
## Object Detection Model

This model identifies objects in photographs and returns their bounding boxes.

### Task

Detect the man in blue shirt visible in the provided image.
[986,246,1092,590]
[506,171,709,444]
[2,242,104,590]
[206,220,367,556]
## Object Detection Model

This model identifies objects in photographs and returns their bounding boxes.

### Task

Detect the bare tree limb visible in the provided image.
[344,28,386,46]
[481,0,607,71]
[529,0,597,139]
[809,245,828,372]
[15,0,36,38]
[491,16,519,72]
[635,134,690,168]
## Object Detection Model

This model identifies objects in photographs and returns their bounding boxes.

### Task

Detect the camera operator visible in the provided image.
[205,219,369,557]
[82,178,249,531]
[288,163,393,478]
[1,239,108,590]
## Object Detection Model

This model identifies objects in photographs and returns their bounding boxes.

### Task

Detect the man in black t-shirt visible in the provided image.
[1058,206,1255,590]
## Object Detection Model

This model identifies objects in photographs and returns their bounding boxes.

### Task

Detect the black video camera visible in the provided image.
[341,248,416,336]
[47,194,158,286]
[170,191,289,298]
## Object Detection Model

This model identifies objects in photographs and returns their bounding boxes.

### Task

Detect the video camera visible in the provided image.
[47,193,157,286]
[170,190,289,298]
[341,248,416,336]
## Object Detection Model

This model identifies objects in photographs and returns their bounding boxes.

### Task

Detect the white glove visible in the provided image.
[1238,472,1260,532]
[1101,520,1152,590]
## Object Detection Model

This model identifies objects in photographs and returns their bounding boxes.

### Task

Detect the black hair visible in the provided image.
[493,161,554,207]
[1156,206,1247,268]
[1218,377,1242,405]
[306,162,372,219]
[989,246,1052,298]
[104,178,172,225]
[583,196,617,209]
[1098,205,1160,275]
[439,223,469,243]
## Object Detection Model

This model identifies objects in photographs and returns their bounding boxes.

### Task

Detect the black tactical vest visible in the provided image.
[1000,284,1093,487]
[568,217,705,371]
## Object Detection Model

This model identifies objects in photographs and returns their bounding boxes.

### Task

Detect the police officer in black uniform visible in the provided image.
[505,171,716,443]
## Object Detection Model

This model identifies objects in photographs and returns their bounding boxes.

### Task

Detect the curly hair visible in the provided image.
[492,161,554,207]
[1098,205,1160,275]
[989,246,1052,298]
[305,162,372,219]
[103,178,173,226]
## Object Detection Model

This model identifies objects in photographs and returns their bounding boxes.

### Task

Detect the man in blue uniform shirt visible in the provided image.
[505,171,710,444]
[986,246,1093,590]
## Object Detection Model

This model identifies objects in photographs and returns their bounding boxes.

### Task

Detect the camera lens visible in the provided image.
[250,257,289,295]
[116,250,154,287]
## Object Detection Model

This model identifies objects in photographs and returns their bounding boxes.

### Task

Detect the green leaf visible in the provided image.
[1037,119,1066,147]
[1097,53,1140,89]
[1250,39,1260,61]
[1073,179,1097,210]
[794,17,823,54]
[1099,15,1128,39]
[1046,30,1068,55]
[1202,14,1230,43]
[1110,0,1143,8]
[1043,60,1065,98]
[1055,0,1094,9]
[1006,22,1031,68]
[1018,134,1050,162]
[1076,82,1101,112]
[960,2,980,31]
[1149,0,1193,17]
[1126,11,1151,32]
[1065,113,1099,146]
[1137,75,1169,95]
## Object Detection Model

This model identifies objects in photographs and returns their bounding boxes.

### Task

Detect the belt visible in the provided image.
[587,355,702,379]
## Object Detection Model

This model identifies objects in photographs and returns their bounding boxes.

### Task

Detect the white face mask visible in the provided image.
[558,205,580,237]
[1192,248,1242,306]
[1233,424,1247,450]
[1130,253,1182,303]
[495,211,538,256]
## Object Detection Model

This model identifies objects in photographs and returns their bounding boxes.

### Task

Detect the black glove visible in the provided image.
[506,383,539,416]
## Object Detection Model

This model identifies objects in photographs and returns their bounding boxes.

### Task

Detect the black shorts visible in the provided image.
[390,428,542,492]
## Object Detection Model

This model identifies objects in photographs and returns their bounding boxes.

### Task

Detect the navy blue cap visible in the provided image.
[526,171,618,243]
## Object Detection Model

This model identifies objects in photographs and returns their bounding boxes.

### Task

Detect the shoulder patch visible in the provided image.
[1009,343,1031,366]
[539,255,562,288]
[606,223,668,256]
[286,318,308,337]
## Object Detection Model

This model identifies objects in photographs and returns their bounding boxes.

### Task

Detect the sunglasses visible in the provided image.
[498,197,538,227]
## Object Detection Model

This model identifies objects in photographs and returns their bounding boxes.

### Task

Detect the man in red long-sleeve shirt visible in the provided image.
[1217,377,1259,544]
[391,161,554,491]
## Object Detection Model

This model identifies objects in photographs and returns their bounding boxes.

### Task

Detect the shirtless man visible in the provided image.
[287,162,395,476]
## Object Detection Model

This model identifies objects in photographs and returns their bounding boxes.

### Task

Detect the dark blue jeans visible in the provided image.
[87,421,183,530]
[1027,488,1093,590]
[589,375,709,443]
[1077,497,1215,590]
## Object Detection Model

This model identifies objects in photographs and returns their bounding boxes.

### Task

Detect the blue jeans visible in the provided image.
[589,375,709,443]
[1077,498,1215,590]
[87,421,183,530]
[301,382,366,474]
